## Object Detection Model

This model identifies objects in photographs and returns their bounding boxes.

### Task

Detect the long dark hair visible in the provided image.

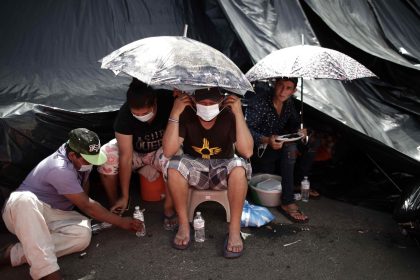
[127,78,157,109]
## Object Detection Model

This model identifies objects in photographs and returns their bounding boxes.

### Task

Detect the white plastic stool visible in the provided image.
[188,188,230,222]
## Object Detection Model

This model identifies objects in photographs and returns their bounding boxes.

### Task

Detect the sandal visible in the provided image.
[277,206,309,224]
[309,189,321,200]
[171,228,191,250]
[223,234,244,259]
[163,213,178,231]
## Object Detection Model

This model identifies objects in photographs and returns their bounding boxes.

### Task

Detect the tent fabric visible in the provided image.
[217,0,319,63]
[303,0,420,70]
[0,0,188,113]
[369,0,420,65]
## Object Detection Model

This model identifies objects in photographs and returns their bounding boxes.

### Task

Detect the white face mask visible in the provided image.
[195,103,220,121]
[79,164,93,172]
[132,110,154,122]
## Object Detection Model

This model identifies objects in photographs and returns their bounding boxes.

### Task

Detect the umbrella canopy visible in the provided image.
[245,45,377,82]
[100,36,253,95]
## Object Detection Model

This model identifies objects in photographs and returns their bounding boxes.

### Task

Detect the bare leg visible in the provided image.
[99,174,119,206]
[163,182,175,216]
[163,181,177,230]
[41,270,62,280]
[167,169,190,247]
[227,167,247,253]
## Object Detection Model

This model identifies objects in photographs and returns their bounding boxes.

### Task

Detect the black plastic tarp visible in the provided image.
[1,0,420,216]
[304,0,420,69]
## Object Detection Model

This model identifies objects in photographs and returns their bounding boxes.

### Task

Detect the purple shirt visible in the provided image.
[17,144,88,211]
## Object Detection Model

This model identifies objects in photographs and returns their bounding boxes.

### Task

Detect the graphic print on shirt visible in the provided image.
[192,138,221,159]
[135,129,164,152]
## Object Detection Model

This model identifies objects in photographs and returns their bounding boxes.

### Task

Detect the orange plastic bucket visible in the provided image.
[140,173,165,202]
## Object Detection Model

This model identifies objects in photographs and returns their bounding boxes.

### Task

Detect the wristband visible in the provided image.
[168,117,179,123]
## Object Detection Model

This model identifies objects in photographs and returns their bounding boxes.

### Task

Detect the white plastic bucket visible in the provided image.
[249,174,282,207]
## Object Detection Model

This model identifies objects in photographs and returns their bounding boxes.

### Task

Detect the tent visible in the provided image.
[1,0,419,223]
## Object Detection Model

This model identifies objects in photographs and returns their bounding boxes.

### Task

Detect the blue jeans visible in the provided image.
[251,143,298,205]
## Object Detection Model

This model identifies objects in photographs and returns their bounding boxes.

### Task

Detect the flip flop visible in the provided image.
[223,234,244,259]
[277,206,309,224]
[163,213,178,231]
[309,189,321,200]
[171,230,191,250]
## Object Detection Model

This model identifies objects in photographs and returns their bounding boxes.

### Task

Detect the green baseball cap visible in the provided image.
[68,128,107,165]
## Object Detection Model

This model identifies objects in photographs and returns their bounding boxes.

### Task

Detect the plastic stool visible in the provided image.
[188,188,230,222]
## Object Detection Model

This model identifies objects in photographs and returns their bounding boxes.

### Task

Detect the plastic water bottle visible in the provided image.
[301,176,310,202]
[193,211,205,242]
[133,206,146,237]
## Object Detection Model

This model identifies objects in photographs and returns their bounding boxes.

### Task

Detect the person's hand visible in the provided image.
[138,165,160,182]
[222,94,242,115]
[298,128,307,138]
[171,91,192,118]
[110,197,129,215]
[118,217,143,232]
[269,135,284,150]
[298,128,308,143]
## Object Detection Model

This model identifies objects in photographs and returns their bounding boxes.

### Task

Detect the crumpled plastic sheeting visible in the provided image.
[394,180,420,222]
[304,0,420,69]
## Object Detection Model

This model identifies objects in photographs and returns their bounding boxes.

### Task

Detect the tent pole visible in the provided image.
[300,34,304,129]
[300,78,303,129]
[366,153,402,193]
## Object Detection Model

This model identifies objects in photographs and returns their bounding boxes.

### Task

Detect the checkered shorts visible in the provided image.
[167,154,252,190]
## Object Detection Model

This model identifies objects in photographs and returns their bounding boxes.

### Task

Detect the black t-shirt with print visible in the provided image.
[114,92,173,153]
[179,107,236,159]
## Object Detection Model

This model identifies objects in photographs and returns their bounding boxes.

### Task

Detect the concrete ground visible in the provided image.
[1,191,420,280]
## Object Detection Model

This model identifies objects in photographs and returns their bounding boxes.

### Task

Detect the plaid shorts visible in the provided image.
[167,154,252,190]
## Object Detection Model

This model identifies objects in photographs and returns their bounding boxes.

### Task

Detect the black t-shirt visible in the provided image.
[114,92,173,153]
[179,107,236,159]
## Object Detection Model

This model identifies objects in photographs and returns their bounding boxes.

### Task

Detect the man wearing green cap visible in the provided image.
[1,128,142,280]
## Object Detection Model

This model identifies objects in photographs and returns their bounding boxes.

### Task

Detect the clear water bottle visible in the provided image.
[301,176,310,202]
[193,211,205,242]
[133,206,146,237]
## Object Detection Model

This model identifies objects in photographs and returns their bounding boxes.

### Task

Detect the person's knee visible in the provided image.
[11,192,39,210]
[167,168,181,178]
[72,227,92,252]
[283,144,298,163]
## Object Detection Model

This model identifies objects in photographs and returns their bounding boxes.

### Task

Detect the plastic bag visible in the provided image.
[241,200,275,227]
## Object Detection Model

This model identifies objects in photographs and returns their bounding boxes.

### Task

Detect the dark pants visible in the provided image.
[251,137,320,205]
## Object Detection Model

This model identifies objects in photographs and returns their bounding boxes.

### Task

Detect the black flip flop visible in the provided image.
[223,234,244,259]
[163,213,178,231]
[171,228,192,250]
[277,206,309,224]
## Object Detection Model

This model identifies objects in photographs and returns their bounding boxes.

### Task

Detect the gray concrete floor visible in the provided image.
[1,194,420,280]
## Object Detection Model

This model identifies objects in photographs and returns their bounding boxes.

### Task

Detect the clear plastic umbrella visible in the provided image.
[245,45,377,82]
[100,36,253,95]
[245,44,377,126]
